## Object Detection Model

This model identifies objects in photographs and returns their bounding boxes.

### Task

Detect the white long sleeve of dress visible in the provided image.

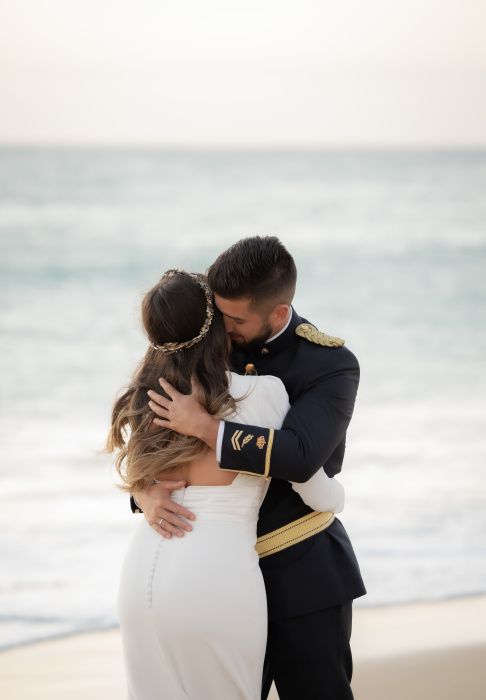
[291,469,345,513]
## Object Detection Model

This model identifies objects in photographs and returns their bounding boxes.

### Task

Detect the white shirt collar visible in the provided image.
[266,307,293,344]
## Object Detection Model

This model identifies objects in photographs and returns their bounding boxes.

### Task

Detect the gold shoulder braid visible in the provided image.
[150,270,214,354]
[295,323,344,347]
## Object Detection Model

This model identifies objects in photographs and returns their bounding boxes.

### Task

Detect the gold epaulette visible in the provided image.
[295,323,344,347]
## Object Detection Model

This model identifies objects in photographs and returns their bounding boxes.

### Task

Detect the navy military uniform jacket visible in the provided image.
[220,309,366,621]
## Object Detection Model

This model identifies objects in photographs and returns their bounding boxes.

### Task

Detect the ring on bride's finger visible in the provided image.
[158,518,165,527]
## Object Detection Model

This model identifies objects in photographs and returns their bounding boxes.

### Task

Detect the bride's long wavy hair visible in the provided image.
[106,270,235,494]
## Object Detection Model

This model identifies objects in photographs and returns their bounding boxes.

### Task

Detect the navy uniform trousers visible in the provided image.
[262,602,354,700]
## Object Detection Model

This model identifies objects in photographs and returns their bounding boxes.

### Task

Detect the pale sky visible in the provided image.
[1,0,485,146]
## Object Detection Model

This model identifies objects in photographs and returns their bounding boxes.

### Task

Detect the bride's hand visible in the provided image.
[135,480,196,539]
[147,377,219,449]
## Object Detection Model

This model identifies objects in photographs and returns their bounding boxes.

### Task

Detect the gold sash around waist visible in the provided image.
[255,510,335,558]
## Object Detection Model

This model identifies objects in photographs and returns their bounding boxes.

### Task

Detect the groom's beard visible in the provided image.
[230,323,273,355]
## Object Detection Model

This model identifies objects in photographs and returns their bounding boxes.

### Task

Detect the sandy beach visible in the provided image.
[1,595,485,699]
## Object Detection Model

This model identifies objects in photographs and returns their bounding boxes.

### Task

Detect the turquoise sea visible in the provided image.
[1,148,485,649]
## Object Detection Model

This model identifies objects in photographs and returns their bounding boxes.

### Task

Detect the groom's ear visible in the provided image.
[270,303,290,326]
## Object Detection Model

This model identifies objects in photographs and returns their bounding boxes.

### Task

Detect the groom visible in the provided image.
[133,236,366,699]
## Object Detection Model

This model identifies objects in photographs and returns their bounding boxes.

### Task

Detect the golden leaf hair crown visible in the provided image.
[149,269,214,355]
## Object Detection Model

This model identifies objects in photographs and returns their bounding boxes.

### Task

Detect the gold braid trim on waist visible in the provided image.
[255,510,335,558]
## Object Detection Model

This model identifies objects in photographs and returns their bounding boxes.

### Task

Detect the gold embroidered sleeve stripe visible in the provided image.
[263,428,275,478]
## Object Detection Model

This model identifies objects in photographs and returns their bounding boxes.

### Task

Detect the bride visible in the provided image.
[107,269,345,700]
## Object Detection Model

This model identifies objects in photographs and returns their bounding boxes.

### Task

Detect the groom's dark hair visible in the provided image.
[207,236,296,309]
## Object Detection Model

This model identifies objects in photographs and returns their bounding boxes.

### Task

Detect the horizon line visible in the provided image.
[1,142,486,152]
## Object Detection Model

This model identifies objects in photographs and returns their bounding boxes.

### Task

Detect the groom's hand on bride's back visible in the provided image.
[135,480,196,539]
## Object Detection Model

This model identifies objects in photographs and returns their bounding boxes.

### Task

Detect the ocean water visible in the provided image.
[1,148,485,650]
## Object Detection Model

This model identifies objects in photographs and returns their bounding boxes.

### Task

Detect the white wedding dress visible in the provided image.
[117,372,344,700]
